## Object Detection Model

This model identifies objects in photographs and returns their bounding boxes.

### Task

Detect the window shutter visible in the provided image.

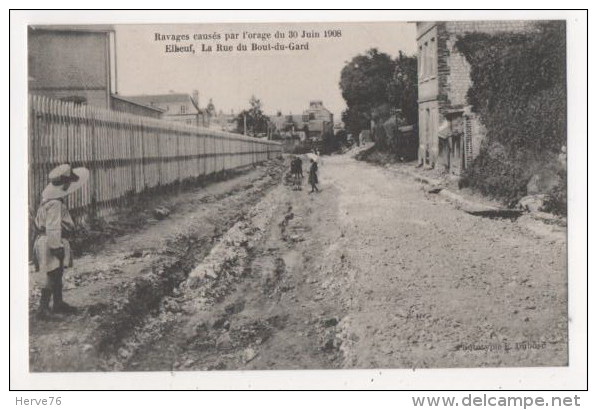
[463,115,473,168]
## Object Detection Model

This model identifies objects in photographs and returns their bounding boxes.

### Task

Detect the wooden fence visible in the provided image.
[28,95,281,222]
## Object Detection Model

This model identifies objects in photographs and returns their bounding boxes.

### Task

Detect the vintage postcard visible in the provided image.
[10,10,587,390]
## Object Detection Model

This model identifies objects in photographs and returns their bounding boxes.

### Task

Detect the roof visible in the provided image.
[123,93,193,104]
[121,93,202,112]
[111,95,165,113]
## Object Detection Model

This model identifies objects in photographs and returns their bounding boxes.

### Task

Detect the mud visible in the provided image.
[29,151,567,372]
[28,160,285,372]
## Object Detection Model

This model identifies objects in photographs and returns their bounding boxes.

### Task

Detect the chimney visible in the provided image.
[192,90,199,105]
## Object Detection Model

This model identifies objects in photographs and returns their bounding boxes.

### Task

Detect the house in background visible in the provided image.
[211,110,238,132]
[289,114,309,134]
[269,112,287,134]
[28,25,163,118]
[267,101,333,141]
[416,21,538,175]
[304,100,334,140]
[110,95,164,119]
[122,91,204,126]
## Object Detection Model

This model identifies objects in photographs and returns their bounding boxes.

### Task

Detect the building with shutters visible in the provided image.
[416,21,538,175]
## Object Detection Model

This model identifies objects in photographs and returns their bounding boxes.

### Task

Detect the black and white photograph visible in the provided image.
[9,9,588,391]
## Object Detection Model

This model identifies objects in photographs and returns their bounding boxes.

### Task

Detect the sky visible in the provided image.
[114,22,416,121]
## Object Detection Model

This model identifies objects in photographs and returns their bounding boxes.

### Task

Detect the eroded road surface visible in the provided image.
[29,152,567,372]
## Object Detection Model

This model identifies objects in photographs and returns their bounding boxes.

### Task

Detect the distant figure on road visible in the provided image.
[308,158,320,193]
[294,156,303,189]
[289,156,303,190]
[289,156,295,176]
[33,164,89,319]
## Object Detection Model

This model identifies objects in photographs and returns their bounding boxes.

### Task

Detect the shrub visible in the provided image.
[455,21,567,212]
[542,169,567,215]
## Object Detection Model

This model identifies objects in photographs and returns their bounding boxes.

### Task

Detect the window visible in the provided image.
[181,105,187,114]
[425,108,430,140]
[418,45,423,77]
[420,43,427,79]
[424,42,429,78]
[418,38,437,79]
[429,37,436,77]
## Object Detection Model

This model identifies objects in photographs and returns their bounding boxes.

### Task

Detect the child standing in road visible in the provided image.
[308,158,319,193]
[33,164,89,318]
[295,156,303,190]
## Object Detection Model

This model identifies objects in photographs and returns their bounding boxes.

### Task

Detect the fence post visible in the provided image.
[28,95,282,222]
[89,105,98,220]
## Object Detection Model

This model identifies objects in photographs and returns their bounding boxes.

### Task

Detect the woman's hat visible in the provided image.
[42,164,89,200]
[305,152,318,162]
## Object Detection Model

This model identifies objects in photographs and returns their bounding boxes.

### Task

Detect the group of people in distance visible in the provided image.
[290,152,319,194]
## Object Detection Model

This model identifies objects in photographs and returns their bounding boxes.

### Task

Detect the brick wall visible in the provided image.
[417,20,538,170]
[444,20,540,34]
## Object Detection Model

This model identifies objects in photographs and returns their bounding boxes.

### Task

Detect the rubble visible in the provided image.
[242,347,258,363]
[153,206,171,220]
[28,159,286,372]
[518,194,547,212]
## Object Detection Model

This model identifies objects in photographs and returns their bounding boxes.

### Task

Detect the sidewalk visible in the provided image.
[377,161,567,242]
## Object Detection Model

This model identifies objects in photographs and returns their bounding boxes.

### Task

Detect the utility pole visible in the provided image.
[243,114,247,136]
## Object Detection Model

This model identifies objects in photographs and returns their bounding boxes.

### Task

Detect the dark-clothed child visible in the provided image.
[308,159,319,193]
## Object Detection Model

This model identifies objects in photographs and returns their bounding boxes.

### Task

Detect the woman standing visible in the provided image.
[33,164,89,318]
[308,158,319,193]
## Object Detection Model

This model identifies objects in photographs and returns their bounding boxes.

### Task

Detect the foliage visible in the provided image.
[542,168,567,215]
[334,129,348,147]
[235,95,270,137]
[388,51,419,127]
[339,49,396,138]
[320,130,341,155]
[458,141,532,204]
[340,48,395,117]
[455,21,567,210]
[339,49,418,155]
[282,117,297,132]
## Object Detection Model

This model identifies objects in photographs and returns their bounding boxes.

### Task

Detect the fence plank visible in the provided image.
[29,95,281,223]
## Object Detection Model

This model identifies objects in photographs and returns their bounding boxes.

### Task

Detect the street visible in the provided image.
[29,151,568,372]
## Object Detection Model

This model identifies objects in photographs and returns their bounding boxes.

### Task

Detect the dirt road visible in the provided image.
[29,152,567,372]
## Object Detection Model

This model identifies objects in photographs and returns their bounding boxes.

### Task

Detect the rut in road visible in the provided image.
[122,153,567,370]
[122,177,349,371]
[28,160,287,372]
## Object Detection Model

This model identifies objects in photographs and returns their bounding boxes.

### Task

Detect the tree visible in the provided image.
[339,48,396,137]
[339,49,418,150]
[282,117,297,133]
[235,95,270,137]
[388,52,418,126]
[455,21,567,208]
